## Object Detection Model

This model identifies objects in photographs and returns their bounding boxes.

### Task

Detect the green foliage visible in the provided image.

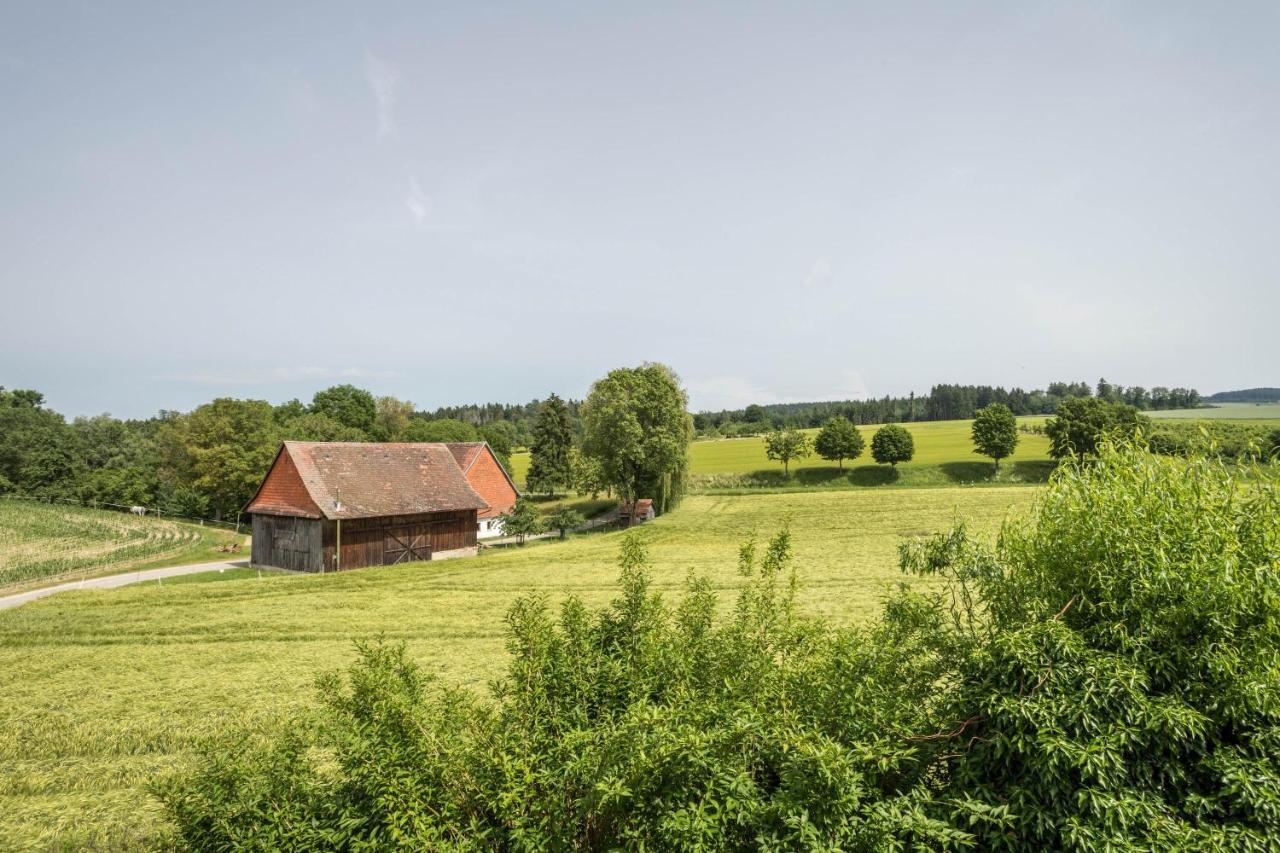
[478,421,516,470]
[527,393,576,496]
[871,423,915,466]
[1045,396,1146,460]
[400,418,479,443]
[279,412,368,442]
[158,530,968,850]
[499,497,545,544]
[372,395,416,441]
[546,505,584,539]
[309,384,376,435]
[164,398,280,519]
[1147,420,1274,461]
[970,403,1019,470]
[813,415,865,469]
[581,363,693,513]
[763,427,813,476]
[899,443,1280,849]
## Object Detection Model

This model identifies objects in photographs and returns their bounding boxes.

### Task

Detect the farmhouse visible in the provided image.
[244,441,518,572]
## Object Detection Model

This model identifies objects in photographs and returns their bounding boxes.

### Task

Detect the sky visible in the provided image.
[1,2,1277,419]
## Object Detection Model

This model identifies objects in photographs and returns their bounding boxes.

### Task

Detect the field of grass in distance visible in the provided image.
[1147,402,1280,421]
[0,486,1037,849]
[0,500,246,594]
[509,417,1053,488]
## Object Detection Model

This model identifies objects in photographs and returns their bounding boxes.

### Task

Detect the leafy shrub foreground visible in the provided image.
[157,447,1280,851]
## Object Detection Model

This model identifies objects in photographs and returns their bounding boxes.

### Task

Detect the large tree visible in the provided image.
[1045,397,1146,460]
[870,424,914,467]
[970,403,1019,471]
[372,396,416,441]
[764,428,813,476]
[169,398,280,519]
[581,364,692,513]
[526,394,576,496]
[813,416,864,470]
[310,385,376,436]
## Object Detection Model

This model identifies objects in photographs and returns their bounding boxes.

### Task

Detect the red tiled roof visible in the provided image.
[248,442,489,520]
[445,442,485,471]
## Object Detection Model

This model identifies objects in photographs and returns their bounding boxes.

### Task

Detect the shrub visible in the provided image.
[1044,397,1145,459]
[158,445,1280,850]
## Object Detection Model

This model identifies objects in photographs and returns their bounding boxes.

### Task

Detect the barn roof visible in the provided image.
[249,442,489,520]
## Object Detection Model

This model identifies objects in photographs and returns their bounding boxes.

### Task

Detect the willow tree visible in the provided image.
[581,363,692,514]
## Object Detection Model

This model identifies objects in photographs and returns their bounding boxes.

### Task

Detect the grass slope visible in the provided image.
[0,486,1036,849]
[0,500,245,594]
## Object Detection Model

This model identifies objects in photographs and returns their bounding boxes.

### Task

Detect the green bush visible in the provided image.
[158,445,1280,850]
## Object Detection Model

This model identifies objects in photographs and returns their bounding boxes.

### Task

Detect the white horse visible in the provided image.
[129,505,147,517]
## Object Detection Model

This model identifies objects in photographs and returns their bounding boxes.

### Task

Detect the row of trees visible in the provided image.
[762,404,1024,476]
[0,384,516,521]
[695,378,1203,436]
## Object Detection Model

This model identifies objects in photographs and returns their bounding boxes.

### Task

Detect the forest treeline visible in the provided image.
[695,378,1202,436]
[0,375,1203,522]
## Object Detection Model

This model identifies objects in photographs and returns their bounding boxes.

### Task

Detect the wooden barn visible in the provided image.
[243,441,517,572]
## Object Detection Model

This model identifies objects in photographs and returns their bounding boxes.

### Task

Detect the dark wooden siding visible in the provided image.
[319,510,477,572]
[251,514,323,571]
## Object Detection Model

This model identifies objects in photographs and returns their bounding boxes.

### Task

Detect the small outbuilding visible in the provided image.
[618,498,655,527]
[244,441,518,572]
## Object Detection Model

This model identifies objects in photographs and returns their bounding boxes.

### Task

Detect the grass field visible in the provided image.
[1148,402,1280,421]
[0,500,246,594]
[509,417,1053,488]
[0,485,1038,849]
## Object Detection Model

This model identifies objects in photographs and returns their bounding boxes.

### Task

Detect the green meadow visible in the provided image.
[1147,402,1280,421]
[509,417,1054,487]
[0,485,1037,849]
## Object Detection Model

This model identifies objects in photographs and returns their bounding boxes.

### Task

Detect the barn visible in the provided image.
[244,441,518,572]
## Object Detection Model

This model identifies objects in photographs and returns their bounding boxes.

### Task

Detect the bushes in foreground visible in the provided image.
[157,445,1280,850]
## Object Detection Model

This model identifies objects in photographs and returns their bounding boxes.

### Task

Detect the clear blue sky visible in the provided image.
[2,2,1276,418]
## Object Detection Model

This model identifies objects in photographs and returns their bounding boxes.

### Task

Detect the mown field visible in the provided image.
[509,417,1053,488]
[1147,401,1280,421]
[0,485,1038,849]
[0,500,245,594]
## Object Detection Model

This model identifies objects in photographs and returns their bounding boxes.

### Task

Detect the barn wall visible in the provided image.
[320,510,478,572]
[251,514,323,571]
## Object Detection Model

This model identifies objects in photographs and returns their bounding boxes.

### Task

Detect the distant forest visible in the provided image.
[1206,387,1280,403]
[691,379,1201,436]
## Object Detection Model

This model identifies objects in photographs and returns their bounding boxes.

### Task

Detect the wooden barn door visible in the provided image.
[384,527,431,564]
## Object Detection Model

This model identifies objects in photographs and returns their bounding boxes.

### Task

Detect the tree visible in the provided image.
[813,416,864,470]
[546,505,584,540]
[526,394,575,496]
[479,422,516,470]
[498,497,544,545]
[400,418,479,443]
[581,364,692,513]
[373,396,416,441]
[571,449,608,499]
[970,403,1019,472]
[171,398,279,519]
[280,413,368,442]
[309,385,376,436]
[1267,428,1280,460]
[870,424,914,466]
[764,428,813,476]
[1045,397,1146,460]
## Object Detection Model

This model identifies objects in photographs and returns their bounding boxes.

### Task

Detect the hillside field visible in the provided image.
[0,500,245,594]
[1147,402,1280,421]
[0,485,1038,849]
[509,416,1053,486]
